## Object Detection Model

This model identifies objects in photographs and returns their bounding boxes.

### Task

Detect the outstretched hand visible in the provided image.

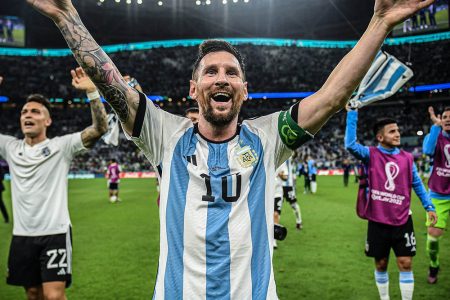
[428,106,442,127]
[27,0,76,23]
[71,67,97,93]
[374,0,435,30]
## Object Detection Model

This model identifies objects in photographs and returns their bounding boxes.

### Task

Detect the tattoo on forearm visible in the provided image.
[82,99,108,148]
[58,12,135,123]
[90,99,108,133]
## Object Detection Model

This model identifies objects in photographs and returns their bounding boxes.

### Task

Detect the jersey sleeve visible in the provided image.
[345,110,370,163]
[422,125,441,156]
[0,134,17,160]
[124,92,191,166]
[58,132,88,160]
[411,163,435,212]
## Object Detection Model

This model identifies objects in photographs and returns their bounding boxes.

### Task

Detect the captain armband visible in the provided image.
[278,105,314,150]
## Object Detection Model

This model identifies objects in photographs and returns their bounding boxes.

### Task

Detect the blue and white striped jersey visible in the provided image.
[129,94,293,299]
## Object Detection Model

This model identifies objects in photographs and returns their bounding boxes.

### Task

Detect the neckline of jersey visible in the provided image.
[23,138,50,148]
[194,123,241,144]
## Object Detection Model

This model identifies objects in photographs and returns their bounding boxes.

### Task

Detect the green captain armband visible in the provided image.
[278,109,314,150]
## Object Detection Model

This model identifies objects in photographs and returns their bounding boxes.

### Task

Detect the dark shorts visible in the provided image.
[109,182,119,190]
[274,197,283,214]
[365,216,416,259]
[7,230,72,288]
[282,186,297,204]
[310,174,316,181]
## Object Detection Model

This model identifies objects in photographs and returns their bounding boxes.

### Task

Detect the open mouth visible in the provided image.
[211,92,232,103]
[24,121,35,128]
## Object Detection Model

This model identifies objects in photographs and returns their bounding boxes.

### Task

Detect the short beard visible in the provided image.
[202,101,241,127]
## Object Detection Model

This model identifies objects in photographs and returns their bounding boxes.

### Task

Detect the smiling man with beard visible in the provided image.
[28,0,438,298]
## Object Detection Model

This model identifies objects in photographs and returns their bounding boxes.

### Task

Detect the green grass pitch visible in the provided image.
[0,176,449,299]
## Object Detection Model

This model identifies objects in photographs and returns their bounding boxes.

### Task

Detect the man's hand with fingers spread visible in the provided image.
[71,67,97,93]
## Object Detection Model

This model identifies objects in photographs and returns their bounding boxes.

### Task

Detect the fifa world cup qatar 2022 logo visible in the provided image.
[445,144,450,168]
[384,162,400,192]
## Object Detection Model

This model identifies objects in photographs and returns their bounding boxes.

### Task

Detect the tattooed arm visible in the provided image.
[71,67,108,148]
[28,0,139,135]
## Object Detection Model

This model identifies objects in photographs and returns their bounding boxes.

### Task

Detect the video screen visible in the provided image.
[0,15,26,47]
[392,0,449,37]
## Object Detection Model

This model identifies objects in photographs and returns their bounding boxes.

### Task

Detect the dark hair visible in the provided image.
[26,94,51,115]
[111,158,117,163]
[443,107,450,113]
[372,118,397,137]
[192,39,246,80]
[185,107,199,116]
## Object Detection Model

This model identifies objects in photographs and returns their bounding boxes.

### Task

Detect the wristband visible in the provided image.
[86,90,100,101]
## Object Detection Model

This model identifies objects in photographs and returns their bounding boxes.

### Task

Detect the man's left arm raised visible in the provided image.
[295,0,435,134]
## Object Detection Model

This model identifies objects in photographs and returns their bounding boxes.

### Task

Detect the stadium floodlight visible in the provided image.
[137,0,143,4]
[417,130,424,136]
[126,0,131,4]
[158,1,163,5]
[205,0,211,4]
[222,0,227,4]
[115,0,120,2]
[196,0,201,5]
[233,0,238,3]
[244,0,249,2]
[99,0,105,2]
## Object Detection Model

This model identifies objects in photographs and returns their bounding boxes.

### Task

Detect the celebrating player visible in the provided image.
[28,0,438,297]
[0,75,107,299]
[422,106,450,284]
[345,104,437,300]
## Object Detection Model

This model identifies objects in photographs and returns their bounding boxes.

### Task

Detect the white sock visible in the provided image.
[291,202,302,224]
[374,270,390,300]
[399,271,414,300]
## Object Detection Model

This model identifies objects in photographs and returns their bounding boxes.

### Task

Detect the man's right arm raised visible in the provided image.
[27,0,139,135]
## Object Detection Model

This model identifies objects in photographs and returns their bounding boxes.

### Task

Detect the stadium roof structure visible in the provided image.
[3,0,378,48]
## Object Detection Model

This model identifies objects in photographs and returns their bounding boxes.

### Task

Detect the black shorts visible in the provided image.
[109,182,119,190]
[365,216,416,259]
[282,186,297,204]
[7,230,72,288]
[310,174,316,182]
[274,197,283,214]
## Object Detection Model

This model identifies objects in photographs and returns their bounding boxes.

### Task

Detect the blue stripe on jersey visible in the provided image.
[240,125,270,300]
[206,142,232,300]
[163,127,198,299]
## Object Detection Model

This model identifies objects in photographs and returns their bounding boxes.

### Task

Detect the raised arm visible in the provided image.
[27,0,139,135]
[423,106,442,156]
[71,67,108,148]
[344,105,370,163]
[296,0,435,134]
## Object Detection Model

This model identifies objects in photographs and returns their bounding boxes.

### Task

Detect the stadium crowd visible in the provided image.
[1,41,449,173]
[1,40,449,100]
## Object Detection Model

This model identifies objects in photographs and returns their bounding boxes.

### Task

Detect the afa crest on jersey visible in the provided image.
[234,142,258,168]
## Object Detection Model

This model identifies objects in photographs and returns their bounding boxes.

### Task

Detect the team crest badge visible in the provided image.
[235,142,258,168]
[42,147,51,157]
